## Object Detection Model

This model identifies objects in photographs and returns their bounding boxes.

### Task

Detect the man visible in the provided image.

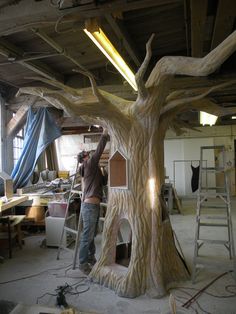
[78,128,108,275]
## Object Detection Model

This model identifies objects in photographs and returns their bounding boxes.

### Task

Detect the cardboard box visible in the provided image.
[58,171,70,179]
[25,206,45,222]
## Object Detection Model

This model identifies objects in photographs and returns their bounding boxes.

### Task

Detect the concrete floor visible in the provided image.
[0,198,236,314]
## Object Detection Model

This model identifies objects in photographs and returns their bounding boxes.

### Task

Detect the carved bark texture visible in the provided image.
[18,31,236,298]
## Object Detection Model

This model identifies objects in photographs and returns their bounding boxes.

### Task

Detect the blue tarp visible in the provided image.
[11,107,61,189]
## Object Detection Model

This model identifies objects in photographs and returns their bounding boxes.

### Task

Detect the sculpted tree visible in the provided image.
[18,31,236,298]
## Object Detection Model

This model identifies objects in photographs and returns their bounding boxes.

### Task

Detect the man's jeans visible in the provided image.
[79,202,100,265]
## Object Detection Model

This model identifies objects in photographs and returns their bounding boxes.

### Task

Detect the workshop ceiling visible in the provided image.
[0,0,236,129]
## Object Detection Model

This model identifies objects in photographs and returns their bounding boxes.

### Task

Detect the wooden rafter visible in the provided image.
[211,0,236,50]
[105,14,141,67]
[0,38,64,82]
[62,0,182,17]
[190,0,208,57]
[6,96,37,137]
[31,28,89,73]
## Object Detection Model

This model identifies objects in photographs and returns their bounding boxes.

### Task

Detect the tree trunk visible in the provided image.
[18,30,236,298]
[90,121,189,298]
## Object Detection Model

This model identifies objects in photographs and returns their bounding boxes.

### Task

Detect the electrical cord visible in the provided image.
[175,288,211,314]
[182,271,229,308]
[0,263,72,285]
[36,281,90,307]
[55,264,88,279]
[169,271,236,314]
[177,285,236,298]
[36,292,57,304]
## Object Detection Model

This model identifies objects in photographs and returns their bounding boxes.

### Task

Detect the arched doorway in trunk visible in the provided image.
[115,218,132,268]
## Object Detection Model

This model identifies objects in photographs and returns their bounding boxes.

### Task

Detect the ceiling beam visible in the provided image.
[105,14,141,67]
[211,0,236,50]
[6,104,29,137]
[172,73,236,90]
[0,38,64,82]
[6,96,38,137]
[60,0,181,16]
[31,28,88,73]
[7,96,49,112]
[190,0,208,57]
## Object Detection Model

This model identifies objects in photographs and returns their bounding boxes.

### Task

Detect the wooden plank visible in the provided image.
[7,104,29,137]
[63,0,182,18]
[211,0,236,50]
[190,0,208,57]
[0,172,13,200]
[0,196,28,213]
[172,187,182,213]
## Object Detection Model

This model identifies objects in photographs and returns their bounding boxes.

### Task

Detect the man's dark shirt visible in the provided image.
[81,134,108,201]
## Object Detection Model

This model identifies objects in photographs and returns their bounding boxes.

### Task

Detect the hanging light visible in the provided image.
[200,111,218,126]
[84,28,137,91]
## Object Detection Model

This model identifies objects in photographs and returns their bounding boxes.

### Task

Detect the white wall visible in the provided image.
[164,133,236,196]
[164,139,184,194]
[55,127,235,196]
[164,137,215,196]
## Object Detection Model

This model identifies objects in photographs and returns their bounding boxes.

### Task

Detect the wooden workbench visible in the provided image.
[0,196,28,214]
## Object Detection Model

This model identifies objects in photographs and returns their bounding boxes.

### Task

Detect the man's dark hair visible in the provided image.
[78,151,89,163]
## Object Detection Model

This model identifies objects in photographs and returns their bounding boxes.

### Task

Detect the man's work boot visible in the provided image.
[78,263,92,275]
[88,255,97,266]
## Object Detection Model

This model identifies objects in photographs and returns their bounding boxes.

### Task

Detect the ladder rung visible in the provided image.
[70,189,82,195]
[197,239,229,245]
[201,145,224,150]
[64,226,78,235]
[58,246,74,253]
[199,192,227,197]
[201,187,225,190]
[199,222,228,227]
[201,167,225,171]
[65,214,76,221]
[199,215,227,220]
[201,205,227,209]
[195,256,234,270]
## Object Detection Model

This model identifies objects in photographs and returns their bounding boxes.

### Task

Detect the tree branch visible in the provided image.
[135,33,155,98]
[26,75,133,111]
[161,80,236,116]
[189,99,236,117]
[17,86,131,136]
[169,119,201,136]
[17,87,103,118]
[26,76,82,97]
[72,68,102,101]
[146,30,236,87]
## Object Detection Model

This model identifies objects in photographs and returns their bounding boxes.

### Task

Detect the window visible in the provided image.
[13,128,24,167]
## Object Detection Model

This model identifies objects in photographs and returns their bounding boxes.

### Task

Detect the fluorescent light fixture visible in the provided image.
[231,116,236,120]
[84,28,137,91]
[200,111,218,126]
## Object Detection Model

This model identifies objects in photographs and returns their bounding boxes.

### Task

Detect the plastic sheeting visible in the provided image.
[11,107,61,189]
